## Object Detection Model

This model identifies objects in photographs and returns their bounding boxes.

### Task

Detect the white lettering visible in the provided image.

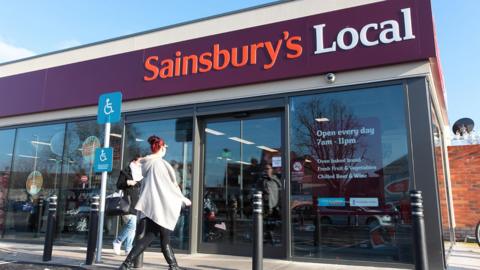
[359,23,379,47]
[313,8,416,55]
[337,27,359,50]
[401,8,416,40]
[314,24,336,54]
[379,20,402,44]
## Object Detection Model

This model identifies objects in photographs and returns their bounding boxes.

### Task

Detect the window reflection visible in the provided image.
[289,85,413,263]
[5,124,65,239]
[58,120,123,242]
[0,129,15,235]
[202,116,283,251]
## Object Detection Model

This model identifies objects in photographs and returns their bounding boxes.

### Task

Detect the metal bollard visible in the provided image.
[252,191,263,270]
[35,195,44,238]
[133,217,147,268]
[86,195,100,265]
[43,195,57,262]
[229,198,238,242]
[410,190,429,270]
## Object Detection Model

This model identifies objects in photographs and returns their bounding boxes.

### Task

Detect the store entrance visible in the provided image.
[199,111,285,258]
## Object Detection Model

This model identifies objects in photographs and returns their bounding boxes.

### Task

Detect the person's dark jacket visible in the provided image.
[116,165,141,215]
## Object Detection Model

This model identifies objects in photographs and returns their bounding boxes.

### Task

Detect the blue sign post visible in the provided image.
[96,91,122,263]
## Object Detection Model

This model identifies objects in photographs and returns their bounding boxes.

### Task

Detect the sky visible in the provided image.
[0,0,478,132]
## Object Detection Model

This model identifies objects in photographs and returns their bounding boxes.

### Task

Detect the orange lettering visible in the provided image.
[182,55,198,76]
[249,43,264,65]
[286,36,303,59]
[175,51,182,77]
[199,52,213,72]
[144,56,159,81]
[231,46,249,68]
[159,59,174,79]
[264,40,282,70]
[213,44,230,70]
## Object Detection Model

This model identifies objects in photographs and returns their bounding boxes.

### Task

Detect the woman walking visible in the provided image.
[118,136,191,270]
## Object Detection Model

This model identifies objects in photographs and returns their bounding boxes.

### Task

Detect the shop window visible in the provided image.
[4,124,65,239]
[0,129,15,235]
[124,117,193,250]
[289,85,413,263]
[57,120,123,242]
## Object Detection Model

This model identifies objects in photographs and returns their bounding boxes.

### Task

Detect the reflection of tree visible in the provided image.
[292,98,368,195]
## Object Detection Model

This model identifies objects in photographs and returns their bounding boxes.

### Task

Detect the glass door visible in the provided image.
[200,112,284,258]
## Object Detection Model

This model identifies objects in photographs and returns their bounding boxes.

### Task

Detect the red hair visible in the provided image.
[147,135,165,153]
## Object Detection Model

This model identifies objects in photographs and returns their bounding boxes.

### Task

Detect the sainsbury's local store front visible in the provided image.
[0,0,453,269]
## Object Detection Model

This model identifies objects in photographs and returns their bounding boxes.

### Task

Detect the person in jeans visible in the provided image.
[118,136,191,270]
[113,155,142,255]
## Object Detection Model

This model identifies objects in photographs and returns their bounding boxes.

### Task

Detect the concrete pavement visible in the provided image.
[0,241,479,269]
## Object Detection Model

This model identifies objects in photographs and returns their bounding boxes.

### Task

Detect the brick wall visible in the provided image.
[448,144,480,240]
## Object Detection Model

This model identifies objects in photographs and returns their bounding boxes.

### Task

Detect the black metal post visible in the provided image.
[410,190,429,270]
[229,198,237,242]
[35,195,44,238]
[86,195,100,265]
[314,211,321,247]
[43,195,57,262]
[133,218,147,268]
[252,191,263,270]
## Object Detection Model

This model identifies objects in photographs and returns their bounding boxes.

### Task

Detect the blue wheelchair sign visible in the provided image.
[97,92,122,124]
[94,148,113,172]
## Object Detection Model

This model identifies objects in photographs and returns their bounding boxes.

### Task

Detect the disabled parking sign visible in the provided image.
[94,148,113,172]
[97,91,122,124]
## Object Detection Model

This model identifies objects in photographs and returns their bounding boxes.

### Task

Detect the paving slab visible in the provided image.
[1,241,478,269]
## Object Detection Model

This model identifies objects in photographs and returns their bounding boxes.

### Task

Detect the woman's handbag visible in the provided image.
[105,191,130,216]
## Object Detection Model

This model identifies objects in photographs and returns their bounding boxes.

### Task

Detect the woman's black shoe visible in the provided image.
[118,260,133,270]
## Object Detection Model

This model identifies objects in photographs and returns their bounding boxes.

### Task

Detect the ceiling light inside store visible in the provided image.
[228,137,254,145]
[257,145,278,152]
[6,153,12,156]
[18,154,38,159]
[315,118,329,122]
[135,138,144,142]
[110,133,122,138]
[31,140,51,146]
[205,128,225,136]
[235,161,251,165]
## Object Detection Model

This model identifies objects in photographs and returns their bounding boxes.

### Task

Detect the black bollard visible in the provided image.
[252,191,263,270]
[35,195,44,238]
[133,218,147,268]
[229,198,238,242]
[43,195,57,262]
[86,195,100,265]
[410,190,429,270]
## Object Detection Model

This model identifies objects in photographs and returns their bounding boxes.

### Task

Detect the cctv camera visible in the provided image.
[325,73,336,83]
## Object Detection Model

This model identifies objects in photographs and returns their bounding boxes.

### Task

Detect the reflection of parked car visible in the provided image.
[292,203,397,228]
[64,205,90,232]
[318,206,395,228]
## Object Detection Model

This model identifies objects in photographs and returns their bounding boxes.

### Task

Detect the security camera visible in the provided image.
[325,73,336,83]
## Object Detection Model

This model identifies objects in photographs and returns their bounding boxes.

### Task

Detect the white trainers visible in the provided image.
[113,241,122,255]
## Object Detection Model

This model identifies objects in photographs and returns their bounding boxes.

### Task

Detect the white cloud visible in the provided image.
[0,40,35,63]
[56,39,82,50]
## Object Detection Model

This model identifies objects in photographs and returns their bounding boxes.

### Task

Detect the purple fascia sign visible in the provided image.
[0,0,435,118]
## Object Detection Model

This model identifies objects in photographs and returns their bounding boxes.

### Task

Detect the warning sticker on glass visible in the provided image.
[272,156,282,167]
